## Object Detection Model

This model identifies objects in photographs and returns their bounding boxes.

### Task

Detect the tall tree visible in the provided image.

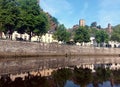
[33,12,49,42]
[97,25,101,29]
[111,24,120,42]
[17,0,38,41]
[0,0,20,39]
[17,0,49,41]
[89,28,98,36]
[53,24,71,43]
[95,30,109,46]
[74,26,90,44]
[91,22,97,28]
[0,0,49,41]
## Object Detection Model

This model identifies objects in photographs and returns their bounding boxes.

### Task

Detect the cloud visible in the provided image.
[40,0,73,16]
[98,0,120,27]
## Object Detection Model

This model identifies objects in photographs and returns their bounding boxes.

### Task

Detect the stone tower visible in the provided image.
[79,19,85,27]
[107,23,112,34]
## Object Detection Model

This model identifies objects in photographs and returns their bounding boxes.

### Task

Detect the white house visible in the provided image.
[12,31,29,41]
[3,31,56,43]
[31,33,54,43]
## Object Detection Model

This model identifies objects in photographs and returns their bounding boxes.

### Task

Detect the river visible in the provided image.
[65,80,120,87]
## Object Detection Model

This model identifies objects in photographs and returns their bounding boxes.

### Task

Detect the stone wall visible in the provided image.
[0,40,120,55]
[0,40,120,75]
[0,56,120,76]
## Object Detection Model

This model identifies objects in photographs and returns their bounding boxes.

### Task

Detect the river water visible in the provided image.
[65,80,120,87]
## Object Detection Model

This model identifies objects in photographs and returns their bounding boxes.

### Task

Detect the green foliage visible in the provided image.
[0,0,19,36]
[89,28,98,36]
[0,0,49,41]
[33,12,49,42]
[74,26,90,43]
[97,25,101,29]
[111,33,120,42]
[91,22,97,28]
[95,30,109,43]
[111,25,120,42]
[53,24,71,42]
[18,0,49,41]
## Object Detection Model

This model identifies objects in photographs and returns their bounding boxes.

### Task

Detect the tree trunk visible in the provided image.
[38,36,40,42]
[9,34,12,40]
[29,33,31,41]
[11,34,12,40]
[0,32,2,39]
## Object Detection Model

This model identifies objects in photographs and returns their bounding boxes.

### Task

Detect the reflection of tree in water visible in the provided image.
[51,68,72,87]
[112,69,120,84]
[73,67,93,87]
[95,67,111,82]
[93,67,111,87]
[1,67,120,87]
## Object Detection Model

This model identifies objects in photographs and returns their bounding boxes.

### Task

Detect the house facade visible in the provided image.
[1,31,56,43]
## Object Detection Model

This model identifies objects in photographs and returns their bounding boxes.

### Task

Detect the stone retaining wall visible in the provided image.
[0,40,120,54]
[0,40,120,55]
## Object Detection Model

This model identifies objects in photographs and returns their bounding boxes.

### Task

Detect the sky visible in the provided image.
[40,0,120,29]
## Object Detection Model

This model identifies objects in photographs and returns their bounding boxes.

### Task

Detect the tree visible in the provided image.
[33,12,49,42]
[17,0,38,41]
[111,33,120,42]
[91,22,97,28]
[89,28,98,36]
[53,24,71,43]
[17,0,49,41]
[0,0,50,41]
[0,0,20,39]
[95,30,109,46]
[111,24,120,42]
[97,25,101,29]
[74,26,90,44]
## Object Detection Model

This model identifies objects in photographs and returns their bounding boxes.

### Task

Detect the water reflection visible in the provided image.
[65,80,120,87]
[65,80,80,87]
[52,68,72,87]
[1,67,120,87]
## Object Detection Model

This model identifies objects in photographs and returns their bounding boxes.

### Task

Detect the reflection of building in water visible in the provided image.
[10,69,56,81]
[4,63,120,81]
[94,63,120,70]
[76,63,120,72]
